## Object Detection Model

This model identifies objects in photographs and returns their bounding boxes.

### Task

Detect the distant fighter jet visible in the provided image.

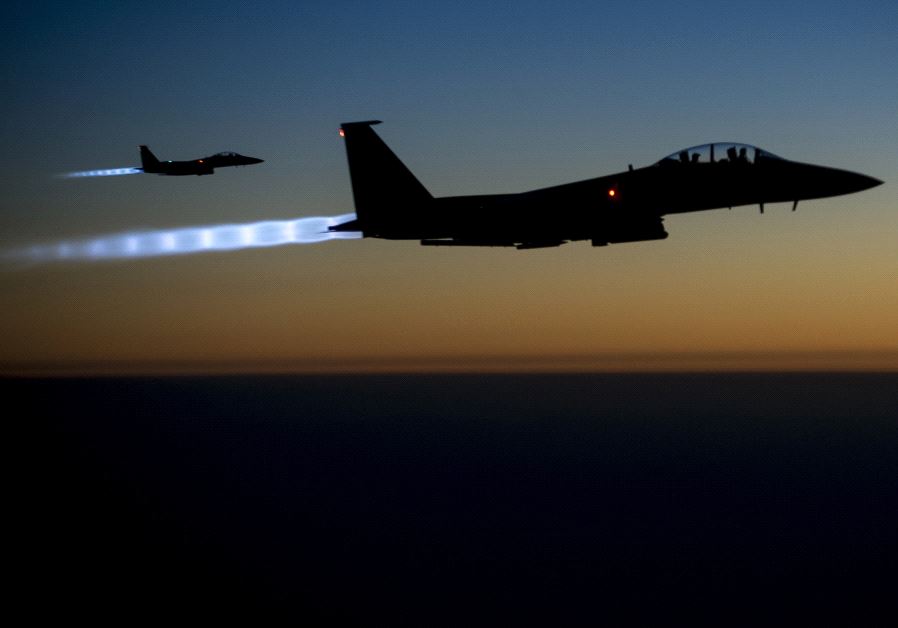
[138,145,263,176]
[330,121,882,249]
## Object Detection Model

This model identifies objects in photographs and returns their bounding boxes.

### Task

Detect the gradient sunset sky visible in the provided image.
[2,0,896,373]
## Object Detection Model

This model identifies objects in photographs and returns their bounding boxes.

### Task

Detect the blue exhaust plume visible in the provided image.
[5,213,361,264]
[62,167,143,178]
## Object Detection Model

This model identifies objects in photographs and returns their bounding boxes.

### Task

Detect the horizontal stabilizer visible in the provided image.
[329,219,362,232]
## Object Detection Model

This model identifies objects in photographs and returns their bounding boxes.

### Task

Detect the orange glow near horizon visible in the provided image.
[3,223,897,376]
[4,350,898,377]
[4,218,897,376]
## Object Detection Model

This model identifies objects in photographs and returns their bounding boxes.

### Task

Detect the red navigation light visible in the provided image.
[608,188,616,198]
[198,160,204,164]
[338,128,345,138]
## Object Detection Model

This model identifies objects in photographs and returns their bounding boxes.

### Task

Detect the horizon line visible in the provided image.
[3,349,897,377]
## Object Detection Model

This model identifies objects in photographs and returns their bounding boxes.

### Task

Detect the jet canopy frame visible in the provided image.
[655,143,784,166]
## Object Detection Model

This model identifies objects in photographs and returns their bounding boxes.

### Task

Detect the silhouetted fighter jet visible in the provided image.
[330,121,881,249]
[138,145,263,176]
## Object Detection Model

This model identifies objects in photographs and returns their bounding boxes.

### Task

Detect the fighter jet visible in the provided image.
[138,145,263,176]
[330,120,882,249]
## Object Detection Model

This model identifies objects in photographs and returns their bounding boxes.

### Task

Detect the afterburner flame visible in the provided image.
[62,167,143,178]
[4,213,361,264]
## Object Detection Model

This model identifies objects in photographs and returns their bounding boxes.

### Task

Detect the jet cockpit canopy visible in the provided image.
[655,143,783,166]
[215,151,240,158]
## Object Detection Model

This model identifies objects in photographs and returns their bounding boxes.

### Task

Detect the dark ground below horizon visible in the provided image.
[7,374,898,624]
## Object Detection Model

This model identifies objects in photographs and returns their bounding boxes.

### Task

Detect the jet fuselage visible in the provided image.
[332,122,882,249]
[138,145,263,176]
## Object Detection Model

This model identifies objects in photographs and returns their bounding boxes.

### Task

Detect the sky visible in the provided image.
[2,0,896,374]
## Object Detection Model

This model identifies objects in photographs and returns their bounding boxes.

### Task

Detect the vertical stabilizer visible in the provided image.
[139,145,161,173]
[339,121,433,236]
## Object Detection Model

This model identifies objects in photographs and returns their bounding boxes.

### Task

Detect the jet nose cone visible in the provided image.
[819,168,884,197]
[250,157,264,164]
[863,174,883,190]
[846,171,883,193]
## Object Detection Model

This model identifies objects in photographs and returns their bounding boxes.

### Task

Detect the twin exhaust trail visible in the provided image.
[4,214,361,265]
[30,164,360,265]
